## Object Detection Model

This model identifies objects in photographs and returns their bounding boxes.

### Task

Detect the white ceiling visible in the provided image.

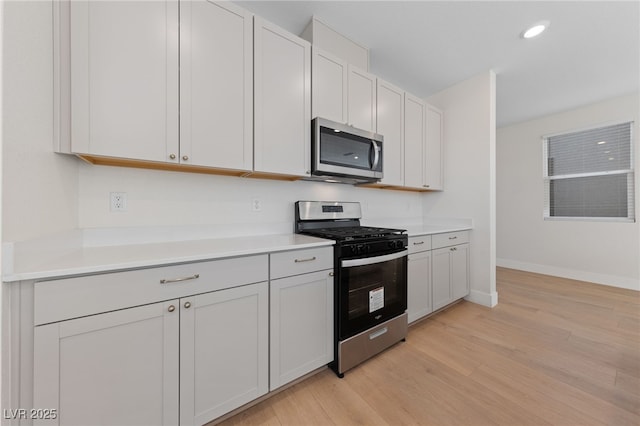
[235,1,639,128]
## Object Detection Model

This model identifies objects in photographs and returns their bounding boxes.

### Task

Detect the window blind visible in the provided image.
[543,122,635,220]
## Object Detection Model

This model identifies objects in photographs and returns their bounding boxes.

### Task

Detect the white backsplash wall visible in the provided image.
[78,162,423,241]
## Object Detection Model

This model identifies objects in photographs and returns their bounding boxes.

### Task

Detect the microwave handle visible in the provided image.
[370,140,381,170]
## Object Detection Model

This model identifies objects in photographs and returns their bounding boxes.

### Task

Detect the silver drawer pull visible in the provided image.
[160,274,200,284]
[450,247,457,252]
[369,327,388,340]
[413,241,425,245]
[294,256,317,263]
[449,236,458,240]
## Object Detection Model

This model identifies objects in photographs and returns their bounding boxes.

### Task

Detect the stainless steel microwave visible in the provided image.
[310,117,383,184]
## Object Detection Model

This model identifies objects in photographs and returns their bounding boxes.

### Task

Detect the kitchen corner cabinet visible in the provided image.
[432,231,470,311]
[407,235,433,323]
[376,79,405,186]
[404,93,427,189]
[425,105,444,190]
[404,95,444,191]
[254,17,311,177]
[311,48,376,132]
[269,247,334,390]
[32,255,269,426]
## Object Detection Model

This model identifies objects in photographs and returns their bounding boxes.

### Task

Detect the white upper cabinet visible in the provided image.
[376,79,404,186]
[312,48,376,132]
[179,0,253,170]
[425,104,444,190]
[69,1,179,162]
[347,65,377,132]
[311,47,348,123]
[404,93,427,189]
[254,17,311,177]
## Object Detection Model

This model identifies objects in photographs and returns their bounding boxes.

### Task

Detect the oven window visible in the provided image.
[340,254,407,338]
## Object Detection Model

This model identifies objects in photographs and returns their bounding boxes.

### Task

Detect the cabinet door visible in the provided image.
[404,93,426,189]
[270,270,333,390]
[180,0,253,170]
[425,104,444,190]
[180,282,268,426]
[407,250,432,323]
[451,243,470,301]
[431,247,451,311]
[33,300,179,426]
[254,17,311,177]
[347,65,377,132]
[70,1,179,162]
[376,79,405,186]
[312,48,347,123]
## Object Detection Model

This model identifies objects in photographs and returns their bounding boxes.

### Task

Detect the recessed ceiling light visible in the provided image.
[521,20,550,39]
[597,141,607,145]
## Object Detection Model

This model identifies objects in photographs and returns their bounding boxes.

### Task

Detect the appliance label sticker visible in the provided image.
[369,287,384,313]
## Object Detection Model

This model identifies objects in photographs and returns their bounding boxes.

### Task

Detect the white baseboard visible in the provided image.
[465,289,498,308]
[497,258,640,291]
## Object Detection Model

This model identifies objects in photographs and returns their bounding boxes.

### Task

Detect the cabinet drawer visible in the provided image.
[408,235,432,254]
[270,247,333,279]
[432,231,469,249]
[34,255,268,325]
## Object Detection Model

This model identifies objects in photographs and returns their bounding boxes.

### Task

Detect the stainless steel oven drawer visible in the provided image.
[338,312,408,374]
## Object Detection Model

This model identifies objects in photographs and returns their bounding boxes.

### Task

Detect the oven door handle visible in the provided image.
[341,250,408,268]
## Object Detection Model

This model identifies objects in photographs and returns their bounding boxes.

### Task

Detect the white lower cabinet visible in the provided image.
[269,270,333,390]
[32,255,270,426]
[269,247,334,391]
[34,300,180,426]
[180,282,268,425]
[432,231,470,311]
[407,235,433,323]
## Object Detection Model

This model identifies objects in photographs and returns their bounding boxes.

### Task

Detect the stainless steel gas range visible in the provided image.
[295,201,408,377]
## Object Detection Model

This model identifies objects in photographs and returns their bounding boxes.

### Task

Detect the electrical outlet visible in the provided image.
[251,198,262,212]
[110,192,127,212]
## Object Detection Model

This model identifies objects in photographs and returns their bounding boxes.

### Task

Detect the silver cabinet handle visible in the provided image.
[294,256,316,263]
[450,247,457,252]
[160,274,200,284]
[184,301,192,309]
[413,241,425,245]
[168,305,176,313]
[329,272,335,277]
[449,236,458,240]
[182,155,189,161]
[169,154,176,160]
[423,185,430,188]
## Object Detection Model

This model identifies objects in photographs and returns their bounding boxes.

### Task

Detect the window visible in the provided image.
[543,121,635,221]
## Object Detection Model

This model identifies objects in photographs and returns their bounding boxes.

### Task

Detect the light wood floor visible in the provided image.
[216,267,640,426]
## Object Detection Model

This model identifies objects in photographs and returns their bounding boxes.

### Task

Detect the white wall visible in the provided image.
[77,164,423,240]
[497,93,640,290]
[1,1,78,244]
[425,71,498,307]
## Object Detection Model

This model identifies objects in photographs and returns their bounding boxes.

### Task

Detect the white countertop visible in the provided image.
[3,234,333,282]
[3,219,473,282]
[404,224,472,237]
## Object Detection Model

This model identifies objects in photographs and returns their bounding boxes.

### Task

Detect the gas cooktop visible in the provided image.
[302,226,405,241]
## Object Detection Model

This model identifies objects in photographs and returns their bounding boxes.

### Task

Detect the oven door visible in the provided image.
[338,249,408,340]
